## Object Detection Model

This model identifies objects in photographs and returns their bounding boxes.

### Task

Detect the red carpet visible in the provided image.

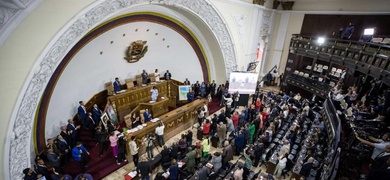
[63,98,221,179]
[62,128,128,179]
[207,97,223,115]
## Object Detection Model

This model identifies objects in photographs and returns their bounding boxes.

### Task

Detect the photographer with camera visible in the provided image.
[143,133,156,159]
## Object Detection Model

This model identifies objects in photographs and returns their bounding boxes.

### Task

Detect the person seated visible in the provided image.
[131,113,141,128]
[299,157,314,178]
[113,77,121,93]
[143,109,152,123]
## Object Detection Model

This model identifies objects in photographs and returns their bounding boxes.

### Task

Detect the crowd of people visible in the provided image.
[26,72,389,180]
[133,82,332,179]
[329,78,390,179]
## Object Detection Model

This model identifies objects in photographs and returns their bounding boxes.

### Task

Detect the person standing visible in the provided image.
[200,82,206,97]
[201,136,211,160]
[141,69,149,85]
[183,147,197,173]
[194,81,200,97]
[155,121,165,147]
[129,136,139,167]
[95,127,107,157]
[187,89,195,103]
[72,142,90,171]
[169,159,179,180]
[46,148,61,173]
[85,112,96,138]
[109,132,118,158]
[184,78,190,85]
[164,70,172,80]
[341,22,355,40]
[273,152,288,178]
[144,134,155,159]
[137,156,152,180]
[92,104,102,125]
[186,130,193,147]
[222,140,234,169]
[217,122,226,147]
[113,77,121,93]
[67,119,81,148]
[197,107,205,128]
[150,86,158,102]
[117,135,128,165]
[56,134,70,164]
[210,80,216,98]
[77,101,87,127]
[154,69,160,82]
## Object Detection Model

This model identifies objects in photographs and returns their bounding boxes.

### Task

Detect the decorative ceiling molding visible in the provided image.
[0,0,43,47]
[5,0,236,179]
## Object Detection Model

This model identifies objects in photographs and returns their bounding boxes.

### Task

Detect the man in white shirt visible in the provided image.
[129,136,139,167]
[155,121,165,147]
[203,102,208,117]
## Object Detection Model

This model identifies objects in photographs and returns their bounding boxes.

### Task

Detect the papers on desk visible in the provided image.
[150,118,160,123]
[117,90,127,94]
[206,163,213,168]
[127,171,137,178]
[178,161,185,168]
[163,171,170,178]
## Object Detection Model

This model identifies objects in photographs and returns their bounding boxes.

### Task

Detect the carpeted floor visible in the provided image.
[62,128,128,179]
[62,97,222,179]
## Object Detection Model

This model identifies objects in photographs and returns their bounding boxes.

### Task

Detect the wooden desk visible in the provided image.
[108,81,171,122]
[126,99,207,147]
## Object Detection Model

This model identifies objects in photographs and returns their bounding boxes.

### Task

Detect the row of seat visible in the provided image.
[291,72,337,87]
[371,37,390,44]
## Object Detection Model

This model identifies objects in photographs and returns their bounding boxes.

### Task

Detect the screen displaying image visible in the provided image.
[228,72,258,94]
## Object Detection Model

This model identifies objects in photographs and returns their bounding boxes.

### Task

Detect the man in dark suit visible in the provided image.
[194,81,200,97]
[67,119,81,148]
[92,104,102,124]
[210,80,216,98]
[371,145,390,170]
[78,101,87,127]
[187,90,195,103]
[164,70,172,80]
[36,159,49,179]
[299,157,314,178]
[60,126,71,146]
[85,112,97,138]
[95,127,108,157]
[113,77,121,93]
[184,78,190,85]
[57,134,70,164]
[141,69,149,85]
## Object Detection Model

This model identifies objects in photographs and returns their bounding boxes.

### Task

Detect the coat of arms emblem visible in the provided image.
[124,40,148,63]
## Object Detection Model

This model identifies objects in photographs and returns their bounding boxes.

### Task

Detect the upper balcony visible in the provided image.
[289,34,390,85]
